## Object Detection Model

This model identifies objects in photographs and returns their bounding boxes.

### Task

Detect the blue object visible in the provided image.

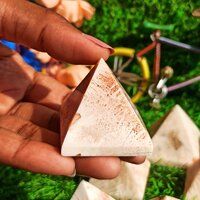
[20,46,42,72]
[1,39,17,50]
[1,39,42,72]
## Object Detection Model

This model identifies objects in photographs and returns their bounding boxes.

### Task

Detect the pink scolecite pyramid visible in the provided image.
[60,59,153,156]
[71,180,115,200]
[149,105,200,167]
[90,160,150,200]
[152,196,180,200]
[184,159,200,200]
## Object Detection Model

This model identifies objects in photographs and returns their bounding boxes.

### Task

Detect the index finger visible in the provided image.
[0,0,113,64]
[0,127,75,176]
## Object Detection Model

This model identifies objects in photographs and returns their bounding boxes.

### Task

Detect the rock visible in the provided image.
[71,180,115,200]
[35,0,59,8]
[36,0,95,27]
[151,196,180,200]
[184,159,200,200]
[30,49,51,63]
[56,0,95,27]
[90,159,150,200]
[60,59,153,156]
[149,105,200,167]
[56,65,90,88]
[192,8,200,17]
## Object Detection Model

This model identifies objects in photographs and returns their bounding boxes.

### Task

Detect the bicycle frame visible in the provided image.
[111,31,200,106]
[136,30,200,92]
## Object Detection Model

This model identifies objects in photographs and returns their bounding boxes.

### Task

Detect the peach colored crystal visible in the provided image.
[61,59,153,156]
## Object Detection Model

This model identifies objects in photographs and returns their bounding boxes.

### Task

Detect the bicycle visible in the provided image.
[109,30,200,108]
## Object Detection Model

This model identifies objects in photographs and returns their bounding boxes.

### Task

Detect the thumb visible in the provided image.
[0,0,113,64]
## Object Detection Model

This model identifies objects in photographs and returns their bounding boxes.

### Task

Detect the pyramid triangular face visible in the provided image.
[184,159,200,200]
[90,160,150,200]
[71,180,115,200]
[61,59,153,156]
[149,105,200,167]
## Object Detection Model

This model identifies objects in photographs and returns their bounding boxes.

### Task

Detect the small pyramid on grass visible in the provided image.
[151,196,180,200]
[90,159,150,200]
[149,105,200,167]
[60,59,153,156]
[71,180,115,200]
[184,159,200,200]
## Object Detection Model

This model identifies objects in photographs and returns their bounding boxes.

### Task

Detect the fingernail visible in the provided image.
[68,169,76,177]
[82,33,114,54]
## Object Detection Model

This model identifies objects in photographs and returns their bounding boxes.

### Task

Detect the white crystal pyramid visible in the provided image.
[71,180,115,200]
[90,160,150,200]
[60,59,153,156]
[149,104,200,167]
[184,159,200,200]
[152,196,180,200]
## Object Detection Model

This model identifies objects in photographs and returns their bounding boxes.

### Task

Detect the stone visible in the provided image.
[90,159,150,200]
[56,65,90,88]
[71,180,115,200]
[184,159,200,200]
[60,59,153,156]
[151,196,180,200]
[35,0,59,8]
[149,105,200,167]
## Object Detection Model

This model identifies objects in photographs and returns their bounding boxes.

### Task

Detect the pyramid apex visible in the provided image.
[99,58,106,62]
[169,105,199,134]
[71,180,115,200]
[172,104,182,111]
[90,160,150,200]
[171,104,187,115]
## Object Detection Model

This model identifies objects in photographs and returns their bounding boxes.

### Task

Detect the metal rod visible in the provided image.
[167,76,200,92]
[118,71,141,79]
[157,37,200,54]
[136,41,157,57]
[119,78,136,86]
[118,57,123,70]
[118,57,133,73]
[153,42,161,83]
[113,56,119,72]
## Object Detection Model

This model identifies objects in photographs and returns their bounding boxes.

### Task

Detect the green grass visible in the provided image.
[144,164,186,200]
[0,165,80,200]
[0,0,200,199]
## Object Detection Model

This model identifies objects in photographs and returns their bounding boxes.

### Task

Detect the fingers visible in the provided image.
[121,156,146,164]
[24,72,70,111]
[0,43,14,58]
[0,127,75,176]
[75,157,121,179]
[0,47,35,115]
[0,0,112,64]
[0,115,60,147]
[74,156,146,179]
[0,45,69,113]
[9,102,60,132]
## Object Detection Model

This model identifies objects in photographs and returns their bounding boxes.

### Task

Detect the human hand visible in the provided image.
[0,0,145,179]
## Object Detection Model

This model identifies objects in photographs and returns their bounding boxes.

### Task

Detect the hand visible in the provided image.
[0,0,145,179]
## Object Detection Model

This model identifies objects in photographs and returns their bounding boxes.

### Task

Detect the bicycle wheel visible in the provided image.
[109,47,150,103]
